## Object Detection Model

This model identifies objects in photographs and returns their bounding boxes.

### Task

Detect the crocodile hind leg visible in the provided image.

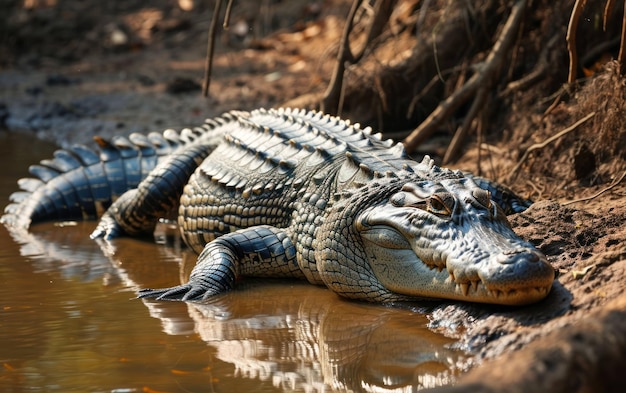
[138,225,305,301]
[91,143,212,239]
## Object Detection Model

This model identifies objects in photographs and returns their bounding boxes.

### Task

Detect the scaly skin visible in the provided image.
[2,108,554,305]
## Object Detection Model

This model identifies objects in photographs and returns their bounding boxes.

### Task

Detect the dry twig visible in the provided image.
[320,0,363,114]
[403,0,528,153]
[566,0,586,84]
[223,0,235,29]
[443,87,487,164]
[507,112,596,180]
[502,34,561,96]
[321,0,394,115]
[202,0,224,97]
[562,170,626,206]
[618,0,626,74]
[601,0,626,74]
[569,0,626,78]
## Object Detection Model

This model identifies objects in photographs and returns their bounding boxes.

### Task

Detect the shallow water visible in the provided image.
[0,132,466,392]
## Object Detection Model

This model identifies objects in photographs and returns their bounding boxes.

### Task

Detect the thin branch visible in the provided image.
[502,33,560,96]
[321,0,393,114]
[202,0,224,97]
[600,0,626,75]
[562,170,626,206]
[223,0,235,29]
[443,87,487,164]
[403,0,527,152]
[603,0,616,31]
[618,0,626,75]
[507,112,596,180]
[321,0,363,114]
[567,0,586,83]
[406,62,467,119]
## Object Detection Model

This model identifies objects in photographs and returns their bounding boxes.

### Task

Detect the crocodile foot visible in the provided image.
[91,213,125,240]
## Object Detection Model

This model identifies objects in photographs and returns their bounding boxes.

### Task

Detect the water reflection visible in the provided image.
[181,285,462,392]
[0,133,466,392]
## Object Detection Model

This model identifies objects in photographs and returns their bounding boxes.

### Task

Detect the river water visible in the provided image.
[0,132,466,392]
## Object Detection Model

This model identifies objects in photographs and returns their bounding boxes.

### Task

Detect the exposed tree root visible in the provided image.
[502,33,561,97]
[566,0,586,84]
[569,0,626,79]
[402,0,527,154]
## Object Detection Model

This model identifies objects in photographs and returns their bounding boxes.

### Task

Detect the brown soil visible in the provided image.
[2,1,625,392]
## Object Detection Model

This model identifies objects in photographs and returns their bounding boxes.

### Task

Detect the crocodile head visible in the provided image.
[355,177,554,305]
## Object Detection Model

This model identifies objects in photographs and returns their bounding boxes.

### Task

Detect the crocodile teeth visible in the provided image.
[460,283,469,296]
[492,289,503,298]
[471,280,478,292]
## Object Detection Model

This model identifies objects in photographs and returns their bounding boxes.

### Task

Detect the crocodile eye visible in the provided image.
[472,189,492,210]
[428,195,452,216]
[390,190,428,209]
[390,192,406,207]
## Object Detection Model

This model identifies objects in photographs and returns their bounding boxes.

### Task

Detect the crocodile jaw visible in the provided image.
[357,209,555,306]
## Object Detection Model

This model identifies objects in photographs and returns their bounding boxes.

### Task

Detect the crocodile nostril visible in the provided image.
[495,249,541,264]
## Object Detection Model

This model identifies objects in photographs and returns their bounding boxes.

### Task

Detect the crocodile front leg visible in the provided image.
[138,225,305,301]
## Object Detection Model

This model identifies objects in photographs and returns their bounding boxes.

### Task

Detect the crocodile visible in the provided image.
[2,108,554,305]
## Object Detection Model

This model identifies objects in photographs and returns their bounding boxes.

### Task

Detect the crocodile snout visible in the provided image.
[479,247,554,304]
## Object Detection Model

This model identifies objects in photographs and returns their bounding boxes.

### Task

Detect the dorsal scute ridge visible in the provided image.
[69,144,100,166]
[162,129,181,146]
[51,149,82,172]
[390,141,407,158]
[179,128,196,143]
[129,132,151,148]
[222,123,292,174]
[28,164,60,183]
[111,135,134,150]
[148,131,177,155]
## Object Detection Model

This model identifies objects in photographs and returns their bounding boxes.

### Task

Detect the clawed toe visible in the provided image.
[138,285,191,301]
[137,284,215,301]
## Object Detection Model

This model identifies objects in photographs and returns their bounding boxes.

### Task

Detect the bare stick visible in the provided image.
[562,170,626,206]
[223,0,235,29]
[203,0,223,97]
[502,34,560,96]
[507,112,596,180]
[321,0,363,114]
[567,0,586,84]
[603,0,616,31]
[618,1,626,75]
[403,0,527,152]
[443,87,487,164]
[321,0,393,114]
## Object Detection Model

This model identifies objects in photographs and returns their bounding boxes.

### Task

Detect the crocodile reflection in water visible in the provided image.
[145,278,464,392]
[7,223,465,392]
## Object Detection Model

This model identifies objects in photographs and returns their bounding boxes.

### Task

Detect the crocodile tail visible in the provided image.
[0,127,191,229]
